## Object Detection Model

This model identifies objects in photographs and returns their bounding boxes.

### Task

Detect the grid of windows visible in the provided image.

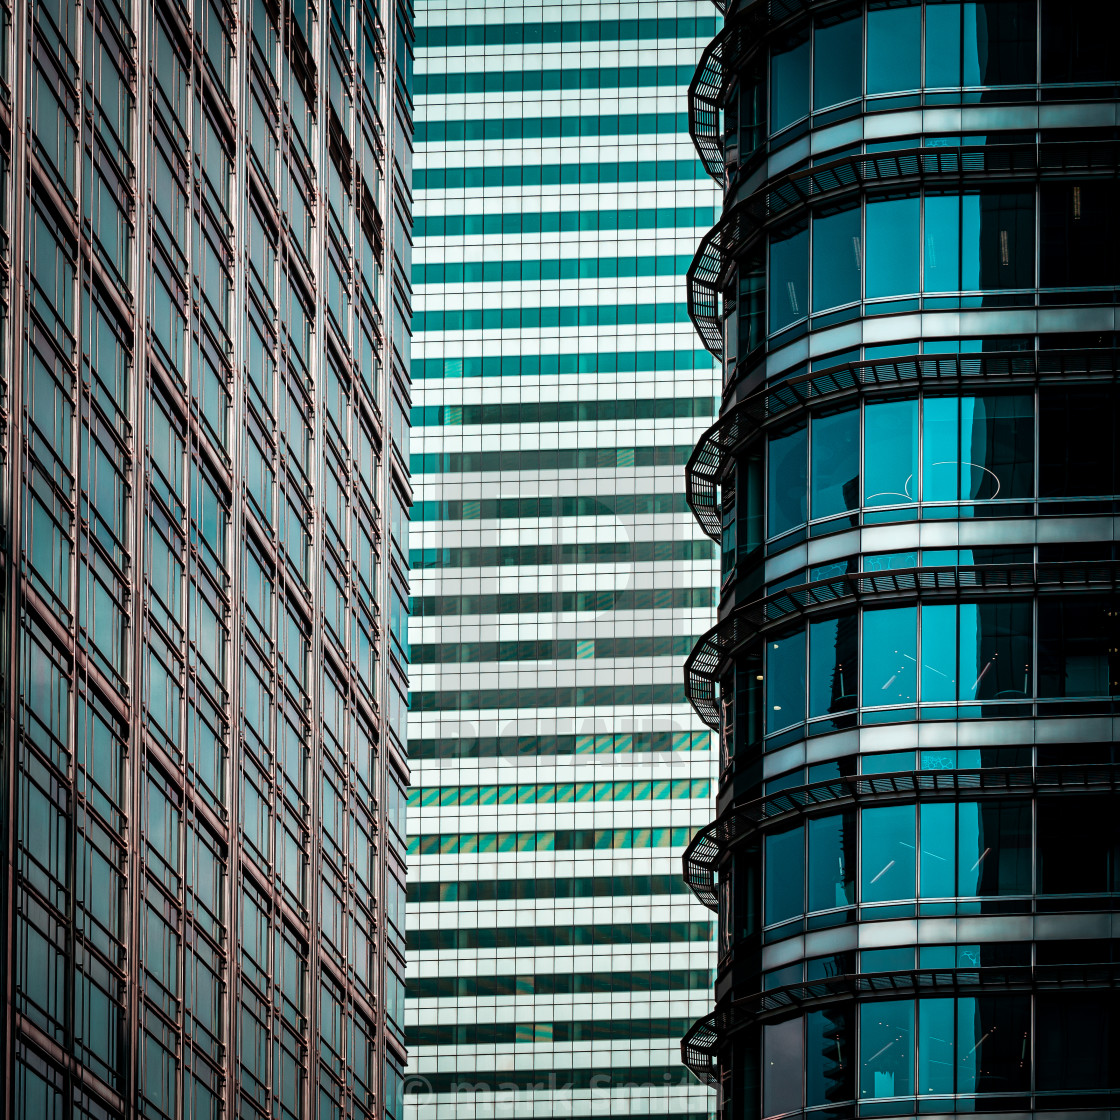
[1,0,411,1112]
[407,2,719,1116]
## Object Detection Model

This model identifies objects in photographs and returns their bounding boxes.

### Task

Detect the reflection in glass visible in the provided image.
[920,604,957,702]
[865,196,919,298]
[861,606,917,708]
[958,601,1032,700]
[768,422,807,537]
[807,1007,854,1108]
[861,804,916,903]
[769,223,808,332]
[1038,599,1119,698]
[812,206,861,311]
[808,812,855,911]
[922,396,959,502]
[766,631,806,733]
[918,998,955,1095]
[860,1000,914,1098]
[739,251,767,356]
[963,1,1036,86]
[973,190,1034,290]
[956,996,1030,1095]
[919,802,956,899]
[814,16,862,108]
[864,399,917,507]
[809,614,857,718]
[764,1016,804,1117]
[811,408,859,519]
[924,194,960,293]
[770,32,809,132]
[866,3,920,94]
[960,395,1033,499]
[765,825,805,926]
[956,800,1031,897]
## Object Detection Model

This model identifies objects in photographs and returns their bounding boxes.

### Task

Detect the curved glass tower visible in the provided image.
[681,2,1120,1118]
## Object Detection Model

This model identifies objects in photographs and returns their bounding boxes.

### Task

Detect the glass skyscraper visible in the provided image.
[0,0,412,1114]
[682,1,1120,1118]
[406,3,721,1117]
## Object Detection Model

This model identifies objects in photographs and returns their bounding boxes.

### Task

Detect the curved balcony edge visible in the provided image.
[690,29,727,182]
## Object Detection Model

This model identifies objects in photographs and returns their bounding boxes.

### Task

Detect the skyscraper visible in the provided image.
[406,2,721,1117]
[0,0,412,1113]
[682,1,1120,1117]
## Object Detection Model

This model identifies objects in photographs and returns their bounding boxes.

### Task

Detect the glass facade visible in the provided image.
[0,0,411,1113]
[406,2,720,1118]
[683,0,1120,1117]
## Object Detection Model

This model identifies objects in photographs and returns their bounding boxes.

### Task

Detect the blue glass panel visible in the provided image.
[926,3,962,87]
[813,16,862,109]
[766,631,807,733]
[859,999,914,1098]
[812,206,862,312]
[864,399,917,507]
[923,194,960,293]
[865,196,920,298]
[861,804,916,903]
[769,224,809,332]
[920,603,957,702]
[921,396,959,502]
[919,802,956,898]
[861,606,917,707]
[918,998,956,1096]
[866,3,920,94]
[809,614,858,718]
[810,408,859,518]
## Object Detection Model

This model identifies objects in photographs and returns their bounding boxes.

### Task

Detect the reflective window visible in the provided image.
[767,422,807,537]
[807,1007,854,1106]
[812,205,861,312]
[765,824,805,925]
[861,804,916,902]
[864,399,917,508]
[861,606,917,709]
[809,614,858,719]
[1041,1,1119,82]
[807,812,855,911]
[769,223,808,331]
[813,15,862,108]
[1039,387,1120,497]
[865,196,919,298]
[1038,599,1119,698]
[764,1016,805,1116]
[859,999,914,1098]
[810,408,859,519]
[956,800,1031,896]
[866,2,920,94]
[770,32,809,131]
[766,631,807,733]
[1040,182,1120,288]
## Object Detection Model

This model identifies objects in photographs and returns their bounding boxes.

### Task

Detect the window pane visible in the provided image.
[1036,797,1115,895]
[866,3,920,94]
[1039,388,1119,497]
[920,603,957,702]
[811,408,859,518]
[861,804,916,902]
[963,190,1034,290]
[925,3,962,87]
[770,33,809,132]
[918,998,956,1096]
[1038,598,1118,698]
[1041,0,1118,82]
[919,802,956,898]
[812,205,861,311]
[765,825,804,925]
[807,1006,854,1107]
[958,600,1032,701]
[809,614,858,718]
[956,800,1031,896]
[860,999,914,1098]
[865,196,919,298]
[764,1016,805,1117]
[862,606,917,708]
[813,16,862,108]
[769,223,808,332]
[963,1,1036,86]
[960,395,1034,501]
[766,630,806,733]
[808,812,855,911]
[1036,994,1112,1092]
[921,396,959,502]
[1040,182,1120,288]
[767,423,807,537]
[924,194,961,293]
[864,399,917,507]
[956,995,1030,1094]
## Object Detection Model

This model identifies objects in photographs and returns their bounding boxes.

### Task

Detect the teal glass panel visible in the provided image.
[920,603,958,702]
[807,1007,854,1107]
[918,998,956,1095]
[811,408,859,518]
[809,614,858,718]
[769,224,809,331]
[919,802,956,898]
[771,33,810,131]
[921,396,959,502]
[813,16,862,108]
[765,825,805,925]
[767,423,807,537]
[960,395,1034,500]
[924,194,960,293]
[808,812,855,911]
[862,606,917,708]
[812,206,862,311]
[866,3,920,94]
[766,631,806,733]
[963,1,1036,86]
[864,399,917,507]
[958,600,1032,701]
[859,999,914,1098]
[957,800,1032,896]
[865,196,919,298]
[861,804,916,903]
[926,3,962,87]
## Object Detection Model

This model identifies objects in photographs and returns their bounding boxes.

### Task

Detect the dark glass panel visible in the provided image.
[865,196,920,298]
[769,223,809,332]
[770,32,810,132]
[864,399,918,507]
[866,2,921,94]
[861,804,916,902]
[812,205,862,311]
[862,606,917,707]
[859,999,914,1098]
[1039,387,1119,497]
[919,802,955,898]
[765,825,805,925]
[958,600,1032,701]
[963,1,1036,86]
[923,193,961,293]
[767,422,807,537]
[964,190,1034,290]
[811,407,859,518]
[809,614,858,718]
[1037,797,1117,894]
[959,394,1034,500]
[808,811,855,911]
[813,14,862,109]
[766,630,806,733]
[956,995,1030,1094]
[1040,0,1119,83]
[918,998,956,1095]
[1040,182,1120,288]
[740,450,765,557]
[956,800,1031,896]
[807,1006,854,1107]
[764,1016,805,1116]
[1038,598,1119,698]
[739,251,767,355]
[1036,993,1116,1091]
[920,604,958,702]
